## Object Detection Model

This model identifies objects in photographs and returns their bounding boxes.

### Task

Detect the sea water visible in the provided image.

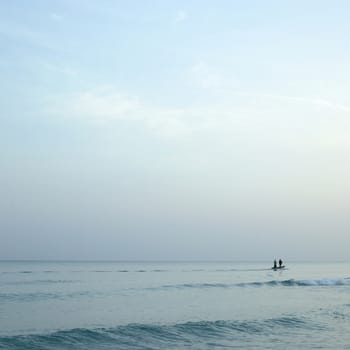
[0,261,350,349]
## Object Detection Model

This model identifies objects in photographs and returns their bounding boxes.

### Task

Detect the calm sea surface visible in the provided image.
[0,261,350,349]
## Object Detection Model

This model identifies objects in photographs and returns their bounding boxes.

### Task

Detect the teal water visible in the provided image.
[0,261,350,349]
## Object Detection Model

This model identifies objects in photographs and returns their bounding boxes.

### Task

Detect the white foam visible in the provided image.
[297,278,350,286]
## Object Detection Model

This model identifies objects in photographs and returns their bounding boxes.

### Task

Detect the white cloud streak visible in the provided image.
[189,62,350,114]
[253,93,350,113]
[73,91,139,119]
[47,84,350,144]
[47,87,221,137]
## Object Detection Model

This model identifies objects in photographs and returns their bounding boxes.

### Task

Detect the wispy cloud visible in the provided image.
[53,88,140,122]
[49,13,64,22]
[0,20,61,51]
[174,10,189,23]
[46,87,215,138]
[46,82,350,143]
[190,61,222,89]
[248,92,350,113]
[42,62,77,76]
[189,59,350,115]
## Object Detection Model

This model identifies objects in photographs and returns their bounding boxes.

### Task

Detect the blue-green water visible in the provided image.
[1,261,350,349]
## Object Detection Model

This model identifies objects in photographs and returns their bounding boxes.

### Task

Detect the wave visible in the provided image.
[215,268,272,272]
[239,278,350,287]
[1,279,77,286]
[1,269,172,275]
[2,278,348,302]
[158,278,350,290]
[0,291,96,303]
[0,316,323,350]
[160,282,233,290]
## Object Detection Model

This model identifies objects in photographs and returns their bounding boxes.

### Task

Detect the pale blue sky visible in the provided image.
[1,1,350,260]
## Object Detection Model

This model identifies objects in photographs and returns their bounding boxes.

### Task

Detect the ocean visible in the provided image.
[0,261,350,349]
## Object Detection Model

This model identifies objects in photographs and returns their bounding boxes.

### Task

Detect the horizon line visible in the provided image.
[0,259,349,263]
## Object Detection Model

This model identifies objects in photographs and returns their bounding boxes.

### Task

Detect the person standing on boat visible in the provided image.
[273,260,277,269]
[279,259,283,267]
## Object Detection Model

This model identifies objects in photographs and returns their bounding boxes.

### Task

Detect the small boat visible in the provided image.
[272,266,285,270]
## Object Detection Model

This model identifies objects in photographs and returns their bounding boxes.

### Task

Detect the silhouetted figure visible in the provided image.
[279,259,283,267]
[273,260,277,269]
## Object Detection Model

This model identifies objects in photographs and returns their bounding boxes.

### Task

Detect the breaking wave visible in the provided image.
[239,278,350,287]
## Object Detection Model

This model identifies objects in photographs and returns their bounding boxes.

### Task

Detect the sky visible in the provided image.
[1,0,350,261]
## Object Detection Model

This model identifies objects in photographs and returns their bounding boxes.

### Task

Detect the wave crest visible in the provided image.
[158,278,350,290]
[0,317,321,349]
[239,278,350,287]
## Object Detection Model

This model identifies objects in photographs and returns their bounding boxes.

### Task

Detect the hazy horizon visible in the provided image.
[1,259,350,263]
[1,1,350,261]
